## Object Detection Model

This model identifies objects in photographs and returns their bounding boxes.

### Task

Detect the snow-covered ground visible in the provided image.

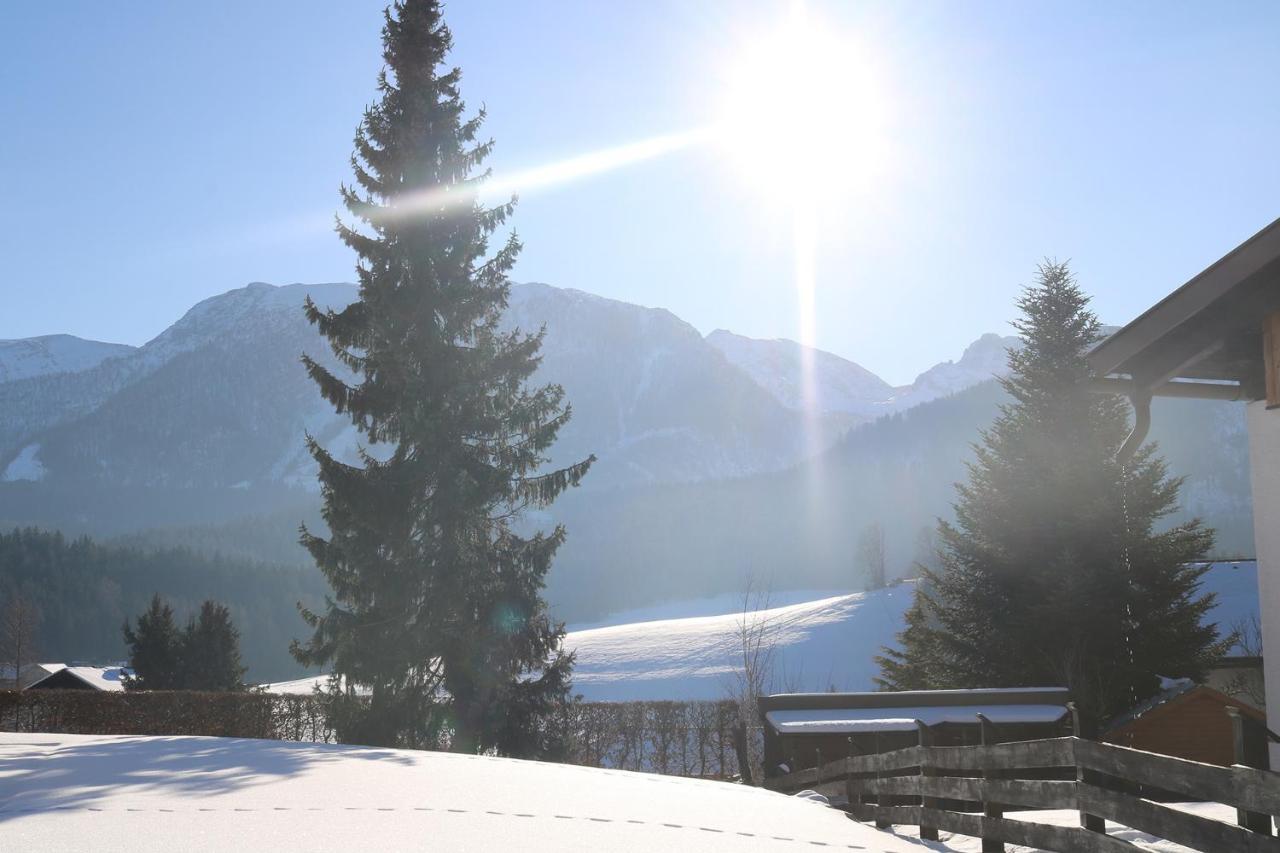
[0,732,924,852]
[263,584,917,700]
[0,733,1240,852]
[566,586,917,701]
[265,563,1256,701]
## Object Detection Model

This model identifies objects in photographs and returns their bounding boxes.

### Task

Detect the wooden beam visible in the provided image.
[1266,311,1280,409]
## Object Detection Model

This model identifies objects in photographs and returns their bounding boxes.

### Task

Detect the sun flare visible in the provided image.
[714,3,890,207]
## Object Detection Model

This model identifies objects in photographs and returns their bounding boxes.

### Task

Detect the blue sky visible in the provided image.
[3,1,1278,384]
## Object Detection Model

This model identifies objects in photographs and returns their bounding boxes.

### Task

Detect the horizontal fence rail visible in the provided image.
[767,735,1280,853]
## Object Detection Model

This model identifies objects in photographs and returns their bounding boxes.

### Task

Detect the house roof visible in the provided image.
[1087,216,1280,397]
[25,665,130,692]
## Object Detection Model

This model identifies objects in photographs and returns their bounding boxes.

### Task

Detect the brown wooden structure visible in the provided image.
[1104,681,1268,768]
[760,687,1072,779]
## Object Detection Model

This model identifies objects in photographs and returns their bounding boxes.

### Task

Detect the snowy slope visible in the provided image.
[565,585,917,701]
[263,585,917,701]
[0,334,135,383]
[0,732,924,852]
[265,564,1256,702]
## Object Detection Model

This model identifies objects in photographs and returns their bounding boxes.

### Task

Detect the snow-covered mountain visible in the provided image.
[705,330,894,422]
[0,334,135,383]
[707,329,1022,421]
[886,332,1021,409]
[0,282,846,491]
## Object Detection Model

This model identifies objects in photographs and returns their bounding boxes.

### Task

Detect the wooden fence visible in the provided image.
[766,731,1280,852]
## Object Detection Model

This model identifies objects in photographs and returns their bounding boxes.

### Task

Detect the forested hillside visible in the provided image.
[0,528,324,681]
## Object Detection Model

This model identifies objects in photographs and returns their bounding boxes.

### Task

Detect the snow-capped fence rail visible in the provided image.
[765,733,1280,852]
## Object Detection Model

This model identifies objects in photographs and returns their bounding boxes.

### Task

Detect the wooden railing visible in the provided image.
[766,734,1280,852]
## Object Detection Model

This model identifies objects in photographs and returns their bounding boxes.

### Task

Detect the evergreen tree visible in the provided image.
[122,594,183,690]
[877,262,1225,721]
[181,601,246,691]
[292,0,592,753]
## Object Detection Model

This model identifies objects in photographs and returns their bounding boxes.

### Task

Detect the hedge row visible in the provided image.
[1,691,749,779]
[0,690,338,743]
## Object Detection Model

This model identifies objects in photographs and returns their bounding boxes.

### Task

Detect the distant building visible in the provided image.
[1104,680,1267,768]
[25,665,130,692]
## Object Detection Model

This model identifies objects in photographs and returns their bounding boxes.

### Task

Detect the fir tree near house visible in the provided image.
[122,594,183,690]
[123,595,246,691]
[877,262,1227,722]
[292,0,592,755]
[181,601,247,692]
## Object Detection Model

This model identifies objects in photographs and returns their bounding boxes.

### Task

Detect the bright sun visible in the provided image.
[715,4,889,207]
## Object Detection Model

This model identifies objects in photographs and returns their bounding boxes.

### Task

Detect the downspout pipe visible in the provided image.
[1116,389,1152,465]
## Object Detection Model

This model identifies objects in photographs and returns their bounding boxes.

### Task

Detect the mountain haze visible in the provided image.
[0,280,1254,631]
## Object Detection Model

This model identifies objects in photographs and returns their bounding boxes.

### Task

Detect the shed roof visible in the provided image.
[26,665,129,692]
[766,703,1070,735]
[1087,216,1280,397]
[759,687,1072,735]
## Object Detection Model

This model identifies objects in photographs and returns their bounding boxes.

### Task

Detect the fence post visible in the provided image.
[1069,702,1106,834]
[873,732,890,829]
[916,721,939,841]
[1227,707,1273,835]
[976,713,1004,853]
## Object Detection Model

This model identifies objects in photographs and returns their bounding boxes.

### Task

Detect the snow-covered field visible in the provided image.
[0,733,1240,852]
[263,585,918,700]
[565,586,916,701]
[0,733,923,852]
[265,563,1257,701]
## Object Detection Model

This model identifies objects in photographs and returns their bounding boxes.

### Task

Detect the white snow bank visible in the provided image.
[0,733,925,852]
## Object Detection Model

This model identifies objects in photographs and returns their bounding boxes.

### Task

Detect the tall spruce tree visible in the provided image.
[182,601,246,691]
[877,262,1226,721]
[123,594,183,690]
[292,0,592,754]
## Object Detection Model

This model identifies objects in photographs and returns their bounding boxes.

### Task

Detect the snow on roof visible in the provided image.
[765,704,1070,735]
[0,733,927,852]
[27,665,130,692]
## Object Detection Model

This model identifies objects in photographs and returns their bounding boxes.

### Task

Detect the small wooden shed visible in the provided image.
[1104,680,1268,768]
[760,687,1073,778]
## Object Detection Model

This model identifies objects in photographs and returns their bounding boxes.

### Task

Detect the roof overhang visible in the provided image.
[1088,216,1280,402]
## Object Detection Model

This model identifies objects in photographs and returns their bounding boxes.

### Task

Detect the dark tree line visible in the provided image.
[0,526,324,681]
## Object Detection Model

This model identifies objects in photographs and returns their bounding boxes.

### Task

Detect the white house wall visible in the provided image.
[1247,399,1280,765]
